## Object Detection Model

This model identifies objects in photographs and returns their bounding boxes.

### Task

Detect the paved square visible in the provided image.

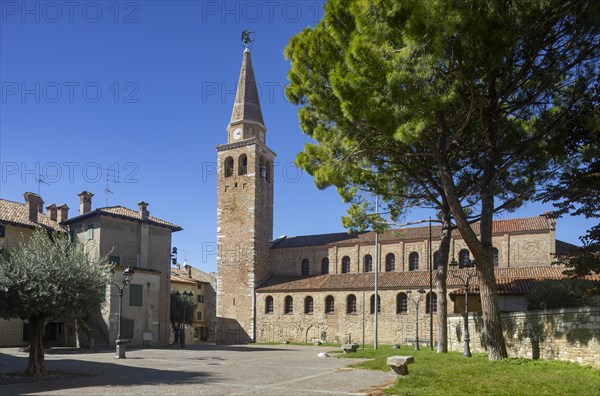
[0,344,396,395]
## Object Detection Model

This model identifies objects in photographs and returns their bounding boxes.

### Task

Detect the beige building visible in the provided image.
[0,191,181,348]
[215,48,582,345]
[170,263,216,344]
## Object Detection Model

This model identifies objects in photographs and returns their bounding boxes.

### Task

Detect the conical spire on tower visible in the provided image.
[230,48,265,128]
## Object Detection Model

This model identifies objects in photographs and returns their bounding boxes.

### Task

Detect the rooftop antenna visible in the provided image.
[103,166,121,206]
[36,173,49,195]
[182,250,190,263]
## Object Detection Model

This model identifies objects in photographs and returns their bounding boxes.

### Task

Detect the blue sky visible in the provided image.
[0,1,594,273]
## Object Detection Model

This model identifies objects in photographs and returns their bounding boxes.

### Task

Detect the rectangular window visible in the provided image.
[0,224,5,238]
[109,255,120,265]
[196,311,202,320]
[197,283,202,290]
[130,284,143,306]
[193,327,201,338]
[122,318,134,339]
[197,295,204,303]
[87,224,94,240]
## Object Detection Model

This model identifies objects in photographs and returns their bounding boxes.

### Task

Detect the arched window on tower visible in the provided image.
[396,293,408,314]
[386,253,395,272]
[341,256,351,273]
[492,247,499,267]
[346,294,357,314]
[265,161,271,182]
[238,154,247,175]
[409,252,419,271]
[321,257,329,274]
[363,254,372,272]
[224,157,234,178]
[433,251,441,270]
[301,259,310,276]
[259,156,266,179]
[426,292,437,314]
[459,249,470,268]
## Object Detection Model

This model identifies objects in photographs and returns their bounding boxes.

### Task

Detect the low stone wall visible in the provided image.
[448,306,600,368]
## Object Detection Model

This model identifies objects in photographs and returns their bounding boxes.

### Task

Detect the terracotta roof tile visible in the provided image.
[0,199,64,232]
[272,216,554,249]
[257,266,573,293]
[63,206,182,231]
[450,275,600,296]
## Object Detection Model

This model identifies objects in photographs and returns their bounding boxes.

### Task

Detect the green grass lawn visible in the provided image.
[330,344,600,395]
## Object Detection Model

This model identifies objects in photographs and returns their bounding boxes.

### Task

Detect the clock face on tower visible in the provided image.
[259,131,265,142]
[232,128,242,141]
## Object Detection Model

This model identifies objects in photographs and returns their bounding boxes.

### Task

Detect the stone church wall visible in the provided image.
[256,289,440,345]
[448,306,600,368]
[271,231,553,277]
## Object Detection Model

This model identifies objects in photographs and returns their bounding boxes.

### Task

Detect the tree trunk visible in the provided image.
[25,316,48,377]
[438,160,508,360]
[436,210,452,353]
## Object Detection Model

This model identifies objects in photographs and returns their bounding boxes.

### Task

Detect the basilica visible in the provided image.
[215,47,576,346]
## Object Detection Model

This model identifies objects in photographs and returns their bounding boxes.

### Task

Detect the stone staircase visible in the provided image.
[77,314,111,350]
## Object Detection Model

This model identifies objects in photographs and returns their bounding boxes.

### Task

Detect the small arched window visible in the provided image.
[265,296,273,314]
[265,161,271,182]
[409,252,419,271]
[396,293,408,314]
[370,294,381,314]
[426,292,437,314]
[341,256,351,273]
[492,247,499,267]
[363,254,372,272]
[284,295,293,314]
[325,295,335,314]
[433,251,441,270]
[347,294,357,314]
[259,156,266,179]
[301,259,310,276]
[238,154,248,175]
[304,296,314,314]
[321,257,329,274]
[385,253,395,272]
[459,249,470,268]
[224,157,234,178]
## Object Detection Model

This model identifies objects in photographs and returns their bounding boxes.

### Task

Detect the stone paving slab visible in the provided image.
[0,345,396,395]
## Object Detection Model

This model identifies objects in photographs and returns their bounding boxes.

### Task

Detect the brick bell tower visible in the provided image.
[216,46,275,343]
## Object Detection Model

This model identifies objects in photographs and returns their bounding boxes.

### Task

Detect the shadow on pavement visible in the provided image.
[0,351,213,395]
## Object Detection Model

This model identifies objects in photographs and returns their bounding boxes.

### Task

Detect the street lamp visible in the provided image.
[449,258,477,357]
[111,266,134,359]
[406,287,426,351]
[175,290,194,348]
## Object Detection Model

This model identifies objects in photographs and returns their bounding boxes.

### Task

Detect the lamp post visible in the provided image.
[449,258,477,357]
[175,290,194,348]
[406,287,426,351]
[111,266,134,359]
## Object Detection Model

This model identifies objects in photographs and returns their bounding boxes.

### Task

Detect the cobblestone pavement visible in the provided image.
[0,344,396,395]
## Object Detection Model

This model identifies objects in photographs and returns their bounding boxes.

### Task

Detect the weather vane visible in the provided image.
[241,30,255,48]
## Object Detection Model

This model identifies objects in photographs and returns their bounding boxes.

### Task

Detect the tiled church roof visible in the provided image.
[555,240,579,256]
[62,206,182,231]
[257,266,574,294]
[0,198,64,232]
[450,275,600,296]
[272,215,555,249]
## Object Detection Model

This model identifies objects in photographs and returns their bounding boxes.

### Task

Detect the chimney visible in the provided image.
[78,191,93,215]
[184,263,192,278]
[138,201,149,220]
[23,192,44,223]
[57,204,70,223]
[46,204,58,221]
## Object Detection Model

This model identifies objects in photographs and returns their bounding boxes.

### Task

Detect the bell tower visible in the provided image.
[216,46,275,344]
